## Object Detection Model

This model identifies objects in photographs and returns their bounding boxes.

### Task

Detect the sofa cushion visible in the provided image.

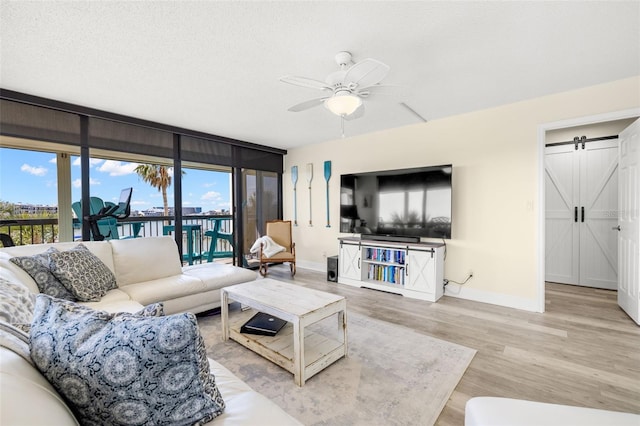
[207,358,302,425]
[109,236,182,286]
[49,244,117,302]
[0,347,79,425]
[182,263,258,291]
[30,295,225,425]
[119,274,206,305]
[0,321,32,364]
[9,247,77,301]
[1,241,115,275]
[0,278,35,331]
[0,253,40,294]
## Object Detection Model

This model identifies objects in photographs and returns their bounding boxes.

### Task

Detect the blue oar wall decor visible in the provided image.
[291,166,298,226]
[306,163,313,226]
[324,160,331,227]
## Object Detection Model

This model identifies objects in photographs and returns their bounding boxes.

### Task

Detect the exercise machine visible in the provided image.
[84,188,133,241]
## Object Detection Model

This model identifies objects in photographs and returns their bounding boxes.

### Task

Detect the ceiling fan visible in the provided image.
[280,51,394,121]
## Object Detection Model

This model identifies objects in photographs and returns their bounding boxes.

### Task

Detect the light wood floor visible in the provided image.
[260,265,640,426]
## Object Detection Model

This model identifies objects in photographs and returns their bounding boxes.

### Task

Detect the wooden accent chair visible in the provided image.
[258,220,296,277]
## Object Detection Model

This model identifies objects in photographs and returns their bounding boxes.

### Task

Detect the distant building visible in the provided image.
[14,203,58,215]
[139,207,204,216]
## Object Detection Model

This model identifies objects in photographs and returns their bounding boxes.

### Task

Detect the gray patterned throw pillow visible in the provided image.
[0,277,35,332]
[9,247,77,301]
[49,244,116,302]
[30,295,225,426]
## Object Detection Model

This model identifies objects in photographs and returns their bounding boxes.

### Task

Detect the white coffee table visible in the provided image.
[221,278,348,386]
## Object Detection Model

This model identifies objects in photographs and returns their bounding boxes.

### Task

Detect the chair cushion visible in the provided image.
[9,247,77,301]
[49,244,117,302]
[263,250,295,261]
[30,295,225,425]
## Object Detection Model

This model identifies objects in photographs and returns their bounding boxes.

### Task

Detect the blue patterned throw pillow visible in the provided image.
[30,295,225,425]
[48,244,117,302]
[9,247,77,301]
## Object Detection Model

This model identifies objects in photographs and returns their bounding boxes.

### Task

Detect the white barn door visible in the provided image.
[545,144,580,284]
[580,140,619,289]
[545,139,619,289]
[618,119,640,325]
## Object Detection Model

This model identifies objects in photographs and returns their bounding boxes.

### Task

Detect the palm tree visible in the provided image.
[134,164,172,216]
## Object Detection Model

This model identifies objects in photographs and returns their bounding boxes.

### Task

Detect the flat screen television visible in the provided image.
[340,165,452,239]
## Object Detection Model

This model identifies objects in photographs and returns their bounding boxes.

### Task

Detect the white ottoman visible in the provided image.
[465,397,640,426]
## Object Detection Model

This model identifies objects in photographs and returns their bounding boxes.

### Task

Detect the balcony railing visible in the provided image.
[0,215,236,264]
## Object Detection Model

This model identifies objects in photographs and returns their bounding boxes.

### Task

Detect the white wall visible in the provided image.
[284,76,640,311]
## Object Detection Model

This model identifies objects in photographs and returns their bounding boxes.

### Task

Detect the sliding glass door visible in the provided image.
[241,169,280,267]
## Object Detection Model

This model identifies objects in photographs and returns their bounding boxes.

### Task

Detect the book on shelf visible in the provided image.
[368,264,405,285]
[240,312,287,336]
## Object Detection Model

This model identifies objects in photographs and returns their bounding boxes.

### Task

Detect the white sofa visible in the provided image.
[465,397,640,426]
[0,237,302,425]
[0,340,301,425]
[0,236,257,314]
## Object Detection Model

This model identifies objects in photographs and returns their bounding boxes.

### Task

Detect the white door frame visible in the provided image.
[537,108,640,313]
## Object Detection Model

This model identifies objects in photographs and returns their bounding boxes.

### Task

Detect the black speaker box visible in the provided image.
[327,255,338,282]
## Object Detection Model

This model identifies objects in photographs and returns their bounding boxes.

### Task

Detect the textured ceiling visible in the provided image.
[1,1,639,150]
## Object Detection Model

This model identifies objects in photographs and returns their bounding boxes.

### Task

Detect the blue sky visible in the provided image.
[0,148,231,213]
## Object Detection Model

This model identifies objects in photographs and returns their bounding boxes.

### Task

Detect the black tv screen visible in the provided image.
[340,165,452,239]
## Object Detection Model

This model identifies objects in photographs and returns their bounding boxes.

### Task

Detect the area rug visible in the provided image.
[198,309,476,426]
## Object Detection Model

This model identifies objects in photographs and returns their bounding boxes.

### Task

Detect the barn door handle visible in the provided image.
[574,207,578,222]
[612,225,621,231]
[581,207,585,223]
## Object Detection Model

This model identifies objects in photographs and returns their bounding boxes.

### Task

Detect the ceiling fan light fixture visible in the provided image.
[325,92,362,116]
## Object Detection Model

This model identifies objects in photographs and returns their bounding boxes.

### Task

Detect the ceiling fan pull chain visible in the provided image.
[341,116,345,138]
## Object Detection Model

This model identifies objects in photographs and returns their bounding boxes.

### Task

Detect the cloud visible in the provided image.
[72,158,104,167]
[72,178,101,188]
[49,157,57,164]
[201,191,222,201]
[20,164,48,176]
[97,160,139,176]
[130,200,149,206]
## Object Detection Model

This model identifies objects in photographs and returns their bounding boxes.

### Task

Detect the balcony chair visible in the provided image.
[258,220,296,277]
[0,233,15,247]
[204,217,234,262]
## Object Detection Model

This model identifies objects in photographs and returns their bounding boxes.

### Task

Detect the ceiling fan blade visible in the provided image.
[358,84,402,96]
[356,84,406,101]
[280,75,332,91]
[344,103,365,121]
[288,97,328,112]
[343,59,390,89]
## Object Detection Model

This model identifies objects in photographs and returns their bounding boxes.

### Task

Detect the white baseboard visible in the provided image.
[295,261,541,312]
[296,259,326,273]
[444,283,541,312]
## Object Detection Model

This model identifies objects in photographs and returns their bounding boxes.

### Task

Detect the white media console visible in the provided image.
[337,237,445,302]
